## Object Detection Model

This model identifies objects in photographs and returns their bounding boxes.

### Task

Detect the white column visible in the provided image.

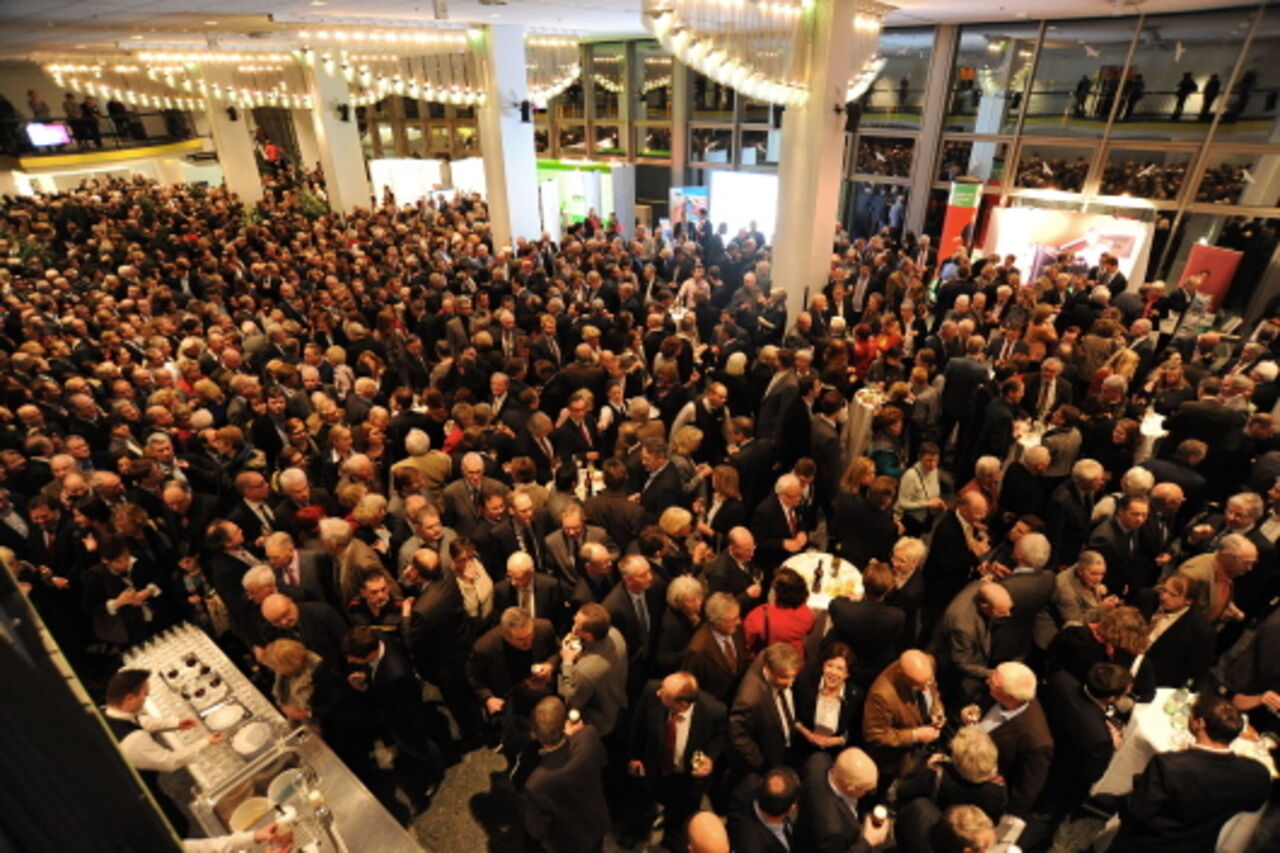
[905,26,957,238]
[202,69,263,205]
[291,109,322,172]
[154,156,186,187]
[772,0,886,319]
[304,62,372,213]
[476,24,540,247]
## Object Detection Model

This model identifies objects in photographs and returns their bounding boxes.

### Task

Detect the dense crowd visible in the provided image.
[855,139,914,179]
[3,167,1280,853]
[1098,159,1187,200]
[1014,155,1090,193]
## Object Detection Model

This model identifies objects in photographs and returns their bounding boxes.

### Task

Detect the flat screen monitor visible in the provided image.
[26,122,72,147]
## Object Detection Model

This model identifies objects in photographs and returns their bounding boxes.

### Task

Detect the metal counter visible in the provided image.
[123,624,424,852]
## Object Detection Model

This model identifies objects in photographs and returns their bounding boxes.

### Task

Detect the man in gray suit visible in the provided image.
[810,390,847,521]
[938,336,990,458]
[929,581,1013,707]
[440,452,509,540]
[557,602,629,737]
[544,502,617,595]
[991,533,1056,663]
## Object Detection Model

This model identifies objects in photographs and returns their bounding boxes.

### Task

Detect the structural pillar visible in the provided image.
[153,156,187,187]
[202,67,263,206]
[670,58,690,189]
[476,24,540,247]
[304,61,373,213]
[773,0,888,320]
[291,108,322,172]
[906,25,957,239]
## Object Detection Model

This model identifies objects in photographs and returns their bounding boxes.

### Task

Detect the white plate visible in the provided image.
[205,703,247,732]
[232,721,273,756]
[228,796,273,832]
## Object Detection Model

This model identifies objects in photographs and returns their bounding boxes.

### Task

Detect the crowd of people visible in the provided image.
[3,165,1280,853]
[855,139,914,179]
[1014,155,1090,193]
[1097,159,1187,201]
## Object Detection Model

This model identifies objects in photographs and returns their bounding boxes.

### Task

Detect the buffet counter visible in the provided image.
[123,624,423,852]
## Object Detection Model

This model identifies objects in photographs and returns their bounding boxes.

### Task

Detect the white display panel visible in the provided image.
[708,170,778,245]
[450,157,488,197]
[368,158,446,205]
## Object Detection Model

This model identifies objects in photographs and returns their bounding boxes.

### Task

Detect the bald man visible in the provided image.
[259,591,348,666]
[921,491,991,637]
[930,581,1013,706]
[686,811,730,853]
[864,650,944,780]
[628,671,727,850]
[799,747,890,851]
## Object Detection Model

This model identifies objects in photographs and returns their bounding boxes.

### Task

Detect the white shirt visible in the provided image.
[1260,510,1280,544]
[1148,605,1190,645]
[976,701,1029,735]
[774,687,795,747]
[814,691,843,735]
[105,707,209,772]
[669,709,692,773]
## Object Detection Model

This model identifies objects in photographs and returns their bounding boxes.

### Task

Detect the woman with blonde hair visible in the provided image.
[897,726,1007,823]
[1048,604,1156,701]
[260,638,324,723]
[669,424,706,502]
[658,505,712,577]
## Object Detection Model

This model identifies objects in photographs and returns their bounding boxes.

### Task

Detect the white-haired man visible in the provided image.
[958,661,1054,816]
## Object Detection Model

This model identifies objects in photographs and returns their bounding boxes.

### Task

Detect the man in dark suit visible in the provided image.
[1022,358,1074,423]
[751,474,810,575]
[639,437,688,518]
[478,491,547,579]
[797,748,890,853]
[225,470,279,547]
[1112,695,1270,853]
[1088,495,1153,600]
[829,562,906,689]
[920,492,989,632]
[545,504,616,596]
[264,531,334,606]
[342,625,445,812]
[466,606,558,754]
[1160,381,1247,470]
[405,547,479,743]
[703,526,766,613]
[523,696,611,853]
[938,337,990,455]
[809,391,846,522]
[729,643,804,775]
[491,551,566,632]
[553,390,603,461]
[260,592,349,666]
[514,412,559,484]
[583,458,646,552]
[728,418,777,515]
[603,554,668,696]
[683,592,749,705]
[929,581,1014,706]
[727,766,801,853]
[1142,441,1208,517]
[271,468,338,545]
[959,661,1054,817]
[627,672,727,851]
[1045,459,1107,570]
[1041,663,1132,817]
[203,519,265,647]
[991,532,1056,663]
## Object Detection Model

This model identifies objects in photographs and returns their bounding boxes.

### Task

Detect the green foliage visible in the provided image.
[296,189,329,221]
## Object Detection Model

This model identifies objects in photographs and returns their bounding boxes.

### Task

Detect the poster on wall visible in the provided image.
[938,178,983,262]
[669,186,709,227]
[983,207,1154,288]
[1177,243,1243,312]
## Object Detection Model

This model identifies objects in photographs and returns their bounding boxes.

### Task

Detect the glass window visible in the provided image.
[1212,6,1280,142]
[690,127,733,163]
[404,125,424,155]
[558,125,587,156]
[594,124,625,157]
[591,43,625,120]
[1195,149,1280,206]
[401,97,419,121]
[861,27,934,130]
[692,71,734,122]
[427,126,450,153]
[554,81,585,121]
[636,41,673,121]
[1025,18,1139,137]
[936,138,1009,184]
[853,136,913,177]
[945,22,1039,133]
[923,187,949,239]
[637,126,672,158]
[742,95,771,125]
[535,126,551,156]
[740,129,779,166]
[1014,144,1092,192]
[844,182,909,239]
[1110,11,1248,141]
[1098,148,1191,200]
[455,126,478,153]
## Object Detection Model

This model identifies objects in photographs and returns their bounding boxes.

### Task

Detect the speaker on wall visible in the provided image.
[844,103,862,134]
[771,105,785,129]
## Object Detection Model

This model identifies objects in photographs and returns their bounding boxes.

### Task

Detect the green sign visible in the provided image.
[948,181,982,209]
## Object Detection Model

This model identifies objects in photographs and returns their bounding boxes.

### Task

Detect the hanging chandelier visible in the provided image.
[643,0,891,108]
[525,35,581,105]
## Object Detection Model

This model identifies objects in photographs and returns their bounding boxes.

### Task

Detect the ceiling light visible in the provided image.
[131,34,144,40]
[310,0,327,5]
[205,20,217,25]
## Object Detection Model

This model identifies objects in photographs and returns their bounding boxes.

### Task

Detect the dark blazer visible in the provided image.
[271,489,338,542]
[987,697,1054,816]
[640,462,688,517]
[204,549,260,645]
[263,600,349,666]
[731,438,778,515]
[999,462,1046,523]
[1143,604,1215,688]
[627,681,727,777]
[895,760,1008,824]
[727,775,791,853]
[797,751,875,853]
[1041,670,1118,814]
[940,356,990,417]
[1045,481,1095,570]
[655,608,700,676]
[552,417,603,460]
[991,569,1055,663]
[751,494,803,573]
[729,661,795,774]
[921,511,981,608]
[1112,748,1271,853]
[227,499,278,546]
[831,492,897,568]
[810,417,844,514]
[583,490,646,552]
[603,579,668,683]
[1022,374,1074,416]
[524,728,611,853]
[827,598,905,689]
[683,621,749,705]
[1088,516,1151,599]
[406,572,473,679]
[792,670,865,754]
[162,493,219,557]
[464,618,558,704]
[703,551,765,614]
[491,574,566,632]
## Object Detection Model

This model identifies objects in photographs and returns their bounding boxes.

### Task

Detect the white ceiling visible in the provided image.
[0,0,1260,58]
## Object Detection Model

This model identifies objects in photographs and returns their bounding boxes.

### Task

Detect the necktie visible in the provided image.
[720,634,737,670]
[1037,382,1051,418]
[782,819,794,849]
[662,712,680,774]
[257,503,273,529]
[519,585,533,617]
[776,688,795,743]
[472,487,482,509]
[787,507,798,538]
[635,593,650,636]
[284,559,300,587]
[580,421,592,448]
[915,689,931,723]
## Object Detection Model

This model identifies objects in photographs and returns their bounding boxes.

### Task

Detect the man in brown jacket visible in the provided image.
[862,649,944,780]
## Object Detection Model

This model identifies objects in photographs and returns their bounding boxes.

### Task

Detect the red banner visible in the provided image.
[939,178,983,261]
[1177,243,1242,311]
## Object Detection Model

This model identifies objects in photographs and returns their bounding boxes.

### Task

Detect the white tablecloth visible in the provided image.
[1091,687,1274,853]
[782,551,863,612]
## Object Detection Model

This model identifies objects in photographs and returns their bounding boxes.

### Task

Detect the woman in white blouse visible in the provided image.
[792,641,865,759]
[448,537,493,621]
